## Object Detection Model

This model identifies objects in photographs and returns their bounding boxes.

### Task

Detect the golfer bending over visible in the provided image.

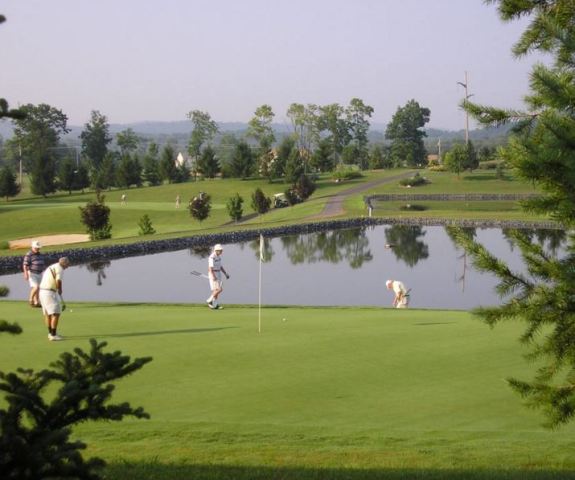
[386,279,410,308]
[206,244,229,310]
[39,257,70,341]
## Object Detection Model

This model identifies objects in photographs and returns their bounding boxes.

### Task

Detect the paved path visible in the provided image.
[314,171,415,218]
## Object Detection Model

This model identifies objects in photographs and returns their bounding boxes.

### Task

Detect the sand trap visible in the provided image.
[9,234,91,250]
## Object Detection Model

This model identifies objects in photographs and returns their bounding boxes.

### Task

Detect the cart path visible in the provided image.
[313,170,416,218]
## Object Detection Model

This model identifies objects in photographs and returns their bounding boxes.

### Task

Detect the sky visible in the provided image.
[1,0,543,131]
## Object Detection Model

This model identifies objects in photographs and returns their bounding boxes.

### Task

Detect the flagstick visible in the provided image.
[258,235,263,333]
[258,250,262,333]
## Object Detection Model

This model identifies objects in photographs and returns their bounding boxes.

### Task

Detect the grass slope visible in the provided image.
[0,170,544,254]
[1,301,574,479]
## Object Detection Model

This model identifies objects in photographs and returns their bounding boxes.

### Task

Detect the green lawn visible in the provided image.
[1,300,574,479]
[0,169,547,256]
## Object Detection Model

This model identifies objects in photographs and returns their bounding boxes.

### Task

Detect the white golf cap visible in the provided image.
[214,244,223,251]
[31,240,41,249]
[386,279,392,288]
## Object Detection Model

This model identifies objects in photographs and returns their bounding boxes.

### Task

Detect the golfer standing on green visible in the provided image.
[39,257,70,341]
[206,244,229,310]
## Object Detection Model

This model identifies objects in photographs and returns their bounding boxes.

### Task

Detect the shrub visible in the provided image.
[251,188,271,215]
[138,214,156,236]
[226,193,244,222]
[332,164,363,182]
[189,193,212,222]
[0,241,9,250]
[79,191,112,241]
[0,285,9,297]
[399,173,427,187]
[399,204,428,211]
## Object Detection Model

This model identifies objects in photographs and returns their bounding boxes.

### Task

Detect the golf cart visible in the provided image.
[273,193,289,208]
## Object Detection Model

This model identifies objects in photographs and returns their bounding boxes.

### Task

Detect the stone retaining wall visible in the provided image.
[0,217,560,276]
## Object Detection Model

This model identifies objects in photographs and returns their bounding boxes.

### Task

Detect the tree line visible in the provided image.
[0,96,444,200]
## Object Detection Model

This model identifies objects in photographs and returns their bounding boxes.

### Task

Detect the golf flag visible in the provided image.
[259,234,264,261]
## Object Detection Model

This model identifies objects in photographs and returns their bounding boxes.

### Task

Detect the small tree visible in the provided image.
[0,165,20,201]
[0,339,151,480]
[138,214,156,235]
[293,174,316,201]
[251,187,271,215]
[226,193,244,223]
[189,193,211,222]
[79,191,112,240]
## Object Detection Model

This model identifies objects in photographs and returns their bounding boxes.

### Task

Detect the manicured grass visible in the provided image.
[1,300,574,479]
[0,169,546,256]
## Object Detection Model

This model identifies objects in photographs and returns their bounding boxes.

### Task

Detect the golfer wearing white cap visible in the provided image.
[386,279,410,308]
[22,240,46,307]
[206,244,230,309]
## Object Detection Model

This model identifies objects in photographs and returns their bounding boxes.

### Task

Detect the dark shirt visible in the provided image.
[23,251,45,275]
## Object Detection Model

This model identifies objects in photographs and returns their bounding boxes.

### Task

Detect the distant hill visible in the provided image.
[0,119,510,145]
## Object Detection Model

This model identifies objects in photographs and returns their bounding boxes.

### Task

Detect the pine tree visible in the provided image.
[450,0,575,427]
[189,193,211,222]
[251,188,271,215]
[226,193,244,223]
[0,338,151,480]
[0,165,20,200]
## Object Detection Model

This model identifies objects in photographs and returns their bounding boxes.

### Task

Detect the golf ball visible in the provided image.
[69,309,73,312]
[282,318,286,322]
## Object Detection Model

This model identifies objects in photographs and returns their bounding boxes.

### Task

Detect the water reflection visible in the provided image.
[83,260,111,286]
[0,225,566,310]
[280,227,373,268]
[384,225,429,267]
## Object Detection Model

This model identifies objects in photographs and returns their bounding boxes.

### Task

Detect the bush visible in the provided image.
[226,193,244,222]
[399,204,428,211]
[478,160,506,170]
[79,191,112,241]
[0,241,9,250]
[251,188,271,215]
[138,214,156,236]
[189,193,212,222]
[399,173,427,187]
[332,164,363,182]
[0,285,9,297]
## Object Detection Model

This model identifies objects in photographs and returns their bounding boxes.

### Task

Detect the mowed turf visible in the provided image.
[1,301,575,479]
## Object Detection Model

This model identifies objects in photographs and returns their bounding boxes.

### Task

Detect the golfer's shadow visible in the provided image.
[70,326,236,339]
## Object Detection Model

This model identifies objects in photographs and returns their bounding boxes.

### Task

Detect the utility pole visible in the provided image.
[18,143,22,186]
[457,71,473,145]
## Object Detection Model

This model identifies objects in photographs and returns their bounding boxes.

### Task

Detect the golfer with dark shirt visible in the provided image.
[22,240,45,307]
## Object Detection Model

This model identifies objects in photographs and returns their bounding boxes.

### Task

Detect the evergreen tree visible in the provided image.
[449,0,575,427]
[0,338,151,480]
[251,187,271,215]
[228,141,255,179]
[284,147,304,184]
[0,165,19,200]
[138,214,156,235]
[30,153,57,197]
[58,156,77,194]
[189,193,211,222]
[226,193,244,223]
[310,138,335,172]
[74,163,91,192]
[271,136,296,179]
[159,144,178,183]
[196,145,220,178]
[143,143,161,186]
[79,191,112,240]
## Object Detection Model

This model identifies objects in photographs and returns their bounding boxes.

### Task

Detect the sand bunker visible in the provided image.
[9,234,90,250]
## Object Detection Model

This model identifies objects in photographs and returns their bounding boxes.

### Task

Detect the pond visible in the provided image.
[0,225,565,310]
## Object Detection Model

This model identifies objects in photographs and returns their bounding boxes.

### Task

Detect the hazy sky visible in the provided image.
[1,0,542,130]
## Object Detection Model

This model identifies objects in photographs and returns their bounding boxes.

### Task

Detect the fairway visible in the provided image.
[1,301,575,479]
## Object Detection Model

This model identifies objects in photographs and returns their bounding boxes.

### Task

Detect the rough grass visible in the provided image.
[1,301,574,479]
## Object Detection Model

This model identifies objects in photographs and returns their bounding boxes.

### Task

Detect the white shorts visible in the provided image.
[39,289,62,315]
[209,275,222,291]
[28,272,42,288]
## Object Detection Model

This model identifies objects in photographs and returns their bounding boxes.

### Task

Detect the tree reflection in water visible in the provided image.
[445,227,477,292]
[85,260,111,286]
[384,225,429,267]
[502,228,566,256]
[280,227,373,269]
